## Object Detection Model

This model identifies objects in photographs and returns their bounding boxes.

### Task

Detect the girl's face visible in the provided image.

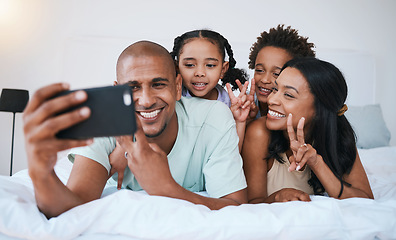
[254,46,293,104]
[178,38,228,100]
[266,67,315,133]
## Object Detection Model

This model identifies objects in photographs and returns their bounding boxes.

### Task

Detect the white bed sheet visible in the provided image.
[0,147,395,240]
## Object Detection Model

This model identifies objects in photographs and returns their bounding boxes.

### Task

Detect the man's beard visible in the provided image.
[144,122,167,138]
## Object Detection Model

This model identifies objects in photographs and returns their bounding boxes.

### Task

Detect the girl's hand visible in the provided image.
[235,79,259,121]
[241,78,259,121]
[109,141,128,190]
[287,114,320,171]
[226,81,251,123]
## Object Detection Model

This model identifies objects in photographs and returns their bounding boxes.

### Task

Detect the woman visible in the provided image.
[242,57,373,203]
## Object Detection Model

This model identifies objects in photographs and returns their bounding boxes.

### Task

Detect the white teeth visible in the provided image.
[268,110,286,118]
[193,83,206,87]
[259,87,271,93]
[140,109,161,119]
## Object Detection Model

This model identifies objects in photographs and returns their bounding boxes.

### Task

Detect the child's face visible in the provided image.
[254,46,293,105]
[266,67,315,132]
[178,38,228,100]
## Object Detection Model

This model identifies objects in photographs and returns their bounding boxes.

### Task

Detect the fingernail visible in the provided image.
[75,91,86,100]
[289,113,292,117]
[62,83,70,89]
[80,107,90,117]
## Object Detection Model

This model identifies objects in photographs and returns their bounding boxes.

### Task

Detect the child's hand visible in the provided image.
[109,141,128,190]
[226,81,251,123]
[236,78,259,121]
[287,114,320,172]
[246,78,259,120]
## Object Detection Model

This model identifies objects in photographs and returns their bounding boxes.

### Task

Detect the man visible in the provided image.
[24,41,247,218]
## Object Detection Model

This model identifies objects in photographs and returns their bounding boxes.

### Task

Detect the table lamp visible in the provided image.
[0,89,29,176]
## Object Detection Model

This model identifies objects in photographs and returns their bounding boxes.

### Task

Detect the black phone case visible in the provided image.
[56,85,136,139]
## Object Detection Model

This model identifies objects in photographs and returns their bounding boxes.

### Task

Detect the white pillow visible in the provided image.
[345,104,391,149]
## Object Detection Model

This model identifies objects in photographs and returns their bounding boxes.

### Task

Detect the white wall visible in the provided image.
[1,0,395,175]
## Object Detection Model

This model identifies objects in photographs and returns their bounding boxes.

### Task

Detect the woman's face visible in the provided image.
[254,46,293,105]
[266,67,315,132]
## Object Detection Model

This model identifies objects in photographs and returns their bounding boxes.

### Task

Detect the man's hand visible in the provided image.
[23,83,92,177]
[109,141,128,189]
[116,119,176,195]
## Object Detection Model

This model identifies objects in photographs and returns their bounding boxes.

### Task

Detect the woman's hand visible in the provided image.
[287,114,321,171]
[270,188,311,202]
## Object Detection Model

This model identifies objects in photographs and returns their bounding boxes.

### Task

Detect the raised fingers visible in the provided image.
[287,113,296,142]
[226,83,237,102]
[235,79,243,92]
[249,78,256,97]
[296,117,305,144]
[23,83,70,115]
[24,90,89,133]
[26,106,91,142]
[240,81,249,95]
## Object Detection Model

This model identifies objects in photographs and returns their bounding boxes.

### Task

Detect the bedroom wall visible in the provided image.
[0,0,395,175]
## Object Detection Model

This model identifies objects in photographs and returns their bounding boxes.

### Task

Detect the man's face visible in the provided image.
[117,55,182,138]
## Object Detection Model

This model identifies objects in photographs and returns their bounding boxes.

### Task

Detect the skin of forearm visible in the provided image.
[157,181,244,210]
[310,157,371,199]
[29,169,85,218]
[235,121,246,152]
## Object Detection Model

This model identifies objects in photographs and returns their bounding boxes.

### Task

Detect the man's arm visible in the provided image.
[117,123,247,210]
[24,83,108,218]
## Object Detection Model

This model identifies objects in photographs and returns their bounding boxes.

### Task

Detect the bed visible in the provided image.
[0,40,395,239]
[0,146,395,240]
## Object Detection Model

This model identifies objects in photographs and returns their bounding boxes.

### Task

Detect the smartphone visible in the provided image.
[55,84,136,139]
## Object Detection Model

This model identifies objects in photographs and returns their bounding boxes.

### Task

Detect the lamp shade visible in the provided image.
[0,89,29,113]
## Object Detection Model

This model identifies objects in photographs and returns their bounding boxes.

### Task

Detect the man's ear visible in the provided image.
[113,81,118,86]
[175,74,182,101]
[221,61,230,79]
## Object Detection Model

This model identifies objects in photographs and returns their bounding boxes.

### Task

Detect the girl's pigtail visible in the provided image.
[221,38,249,90]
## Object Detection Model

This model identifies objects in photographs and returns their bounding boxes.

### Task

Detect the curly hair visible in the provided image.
[248,24,316,69]
[170,29,248,90]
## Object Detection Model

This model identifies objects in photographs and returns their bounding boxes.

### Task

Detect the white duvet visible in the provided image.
[1,147,396,240]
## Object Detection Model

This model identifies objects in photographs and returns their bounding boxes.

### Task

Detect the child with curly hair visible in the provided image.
[247,24,316,119]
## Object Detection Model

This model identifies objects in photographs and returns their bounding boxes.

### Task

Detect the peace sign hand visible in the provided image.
[226,81,251,123]
[244,78,259,121]
[287,114,319,172]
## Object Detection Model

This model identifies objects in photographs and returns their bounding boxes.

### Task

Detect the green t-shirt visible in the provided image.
[68,97,246,198]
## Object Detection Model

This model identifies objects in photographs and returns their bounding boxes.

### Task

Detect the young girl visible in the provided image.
[171,29,250,150]
[247,24,316,119]
[171,29,248,107]
[242,57,373,203]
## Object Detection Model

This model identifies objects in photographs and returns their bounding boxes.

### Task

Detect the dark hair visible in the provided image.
[170,29,248,90]
[267,57,356,194]
[249,24,316,69]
